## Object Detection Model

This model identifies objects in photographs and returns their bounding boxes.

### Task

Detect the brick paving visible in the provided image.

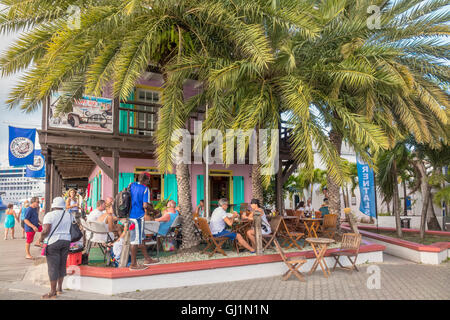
[1,224,449,300]
[116,257,450,300]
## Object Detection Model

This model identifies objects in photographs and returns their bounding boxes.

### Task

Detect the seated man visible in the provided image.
[209,198,254,253]
[87,200,106,222]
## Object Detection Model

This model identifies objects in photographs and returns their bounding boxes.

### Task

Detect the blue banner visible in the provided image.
[8,126,36,166]
[26,149,45,178]
[357,156,376,217]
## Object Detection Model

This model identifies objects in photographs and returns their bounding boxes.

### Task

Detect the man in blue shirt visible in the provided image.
[128,173,159,270]
[24,197,42,259]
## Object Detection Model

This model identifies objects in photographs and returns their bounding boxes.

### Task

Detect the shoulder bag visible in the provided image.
[41,210,65,256]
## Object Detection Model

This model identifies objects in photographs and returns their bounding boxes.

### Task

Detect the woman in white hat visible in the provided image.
[39,197,73,299]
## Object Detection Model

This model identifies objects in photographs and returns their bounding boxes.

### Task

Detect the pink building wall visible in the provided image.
[91,158,253,210]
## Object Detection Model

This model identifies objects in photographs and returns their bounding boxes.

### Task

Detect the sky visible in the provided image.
[0,33,41,167]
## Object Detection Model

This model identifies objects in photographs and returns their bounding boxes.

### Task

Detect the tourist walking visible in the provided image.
[39,197,73,299]
[66,188,79,216]
[23,197,42,259]
[129,173,159,270]
[4,203,18,240]
[20,200,29,239]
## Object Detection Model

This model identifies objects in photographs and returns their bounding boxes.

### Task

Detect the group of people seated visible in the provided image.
[295,197,330,217]
[208,198,272,253]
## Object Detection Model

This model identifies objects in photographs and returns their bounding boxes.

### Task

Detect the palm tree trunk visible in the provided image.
[427,189,442,231]
[403,180,407,216]
[327,130,342,228]
[392,160,403,237]
[176,162,199,250]
[415,159,429,239]
[252,163,264,204]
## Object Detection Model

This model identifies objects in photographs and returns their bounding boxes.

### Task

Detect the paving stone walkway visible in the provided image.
[1,224,449,300]
[116,255,450,300]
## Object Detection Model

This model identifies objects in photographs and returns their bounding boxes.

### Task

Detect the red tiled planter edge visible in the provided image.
[75,241,385,279]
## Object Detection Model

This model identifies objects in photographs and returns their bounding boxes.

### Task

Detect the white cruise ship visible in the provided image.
[0,166,45,205]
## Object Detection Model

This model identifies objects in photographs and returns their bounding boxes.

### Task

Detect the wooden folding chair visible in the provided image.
[319,214,338,239]
[330,233,362,273]
[262,216,282,251]
[196,218,228,257]
[279,215,304,250]
[285,209,295,216]
[274,239,306,282]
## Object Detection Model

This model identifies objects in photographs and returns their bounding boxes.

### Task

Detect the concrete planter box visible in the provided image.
[63,242,385,295]
[343,225,450,265]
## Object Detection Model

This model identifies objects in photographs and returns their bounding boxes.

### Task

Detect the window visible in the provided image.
[135,87,161,136]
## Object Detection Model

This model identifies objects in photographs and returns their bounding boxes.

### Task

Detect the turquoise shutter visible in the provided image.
[196,175,204,206]
[119,91,135,134]
[119,173,135,192]
[233,176,244,213]
[99,173,102,201]
[92,177,98,208]
[164,173,178,204]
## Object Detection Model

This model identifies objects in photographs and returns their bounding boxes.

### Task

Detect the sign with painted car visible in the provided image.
[49,95,113,132]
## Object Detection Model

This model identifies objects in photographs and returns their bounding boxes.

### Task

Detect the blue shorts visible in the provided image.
[213,230,237,240]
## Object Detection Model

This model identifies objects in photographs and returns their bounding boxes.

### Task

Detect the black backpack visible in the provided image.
[115,183,133,218]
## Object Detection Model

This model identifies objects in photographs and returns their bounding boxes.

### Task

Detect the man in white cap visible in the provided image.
[39,197,73,299]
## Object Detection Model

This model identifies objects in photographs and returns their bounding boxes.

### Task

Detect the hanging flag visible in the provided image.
[26,149,45,178]
[8,126,36,166]
[356,156,376,218]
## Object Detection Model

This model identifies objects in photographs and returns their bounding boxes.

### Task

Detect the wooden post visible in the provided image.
[254,213,263,255]
[49,160,55,203]
[119,220,131,268]
[113,97,120,138]
[112,149,119,197]
[44,151,52,213]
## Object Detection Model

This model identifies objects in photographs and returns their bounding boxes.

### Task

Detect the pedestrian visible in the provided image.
[39,197,73,299]
[4,203,18,240]
[128,173,159,270]
[20,200,29,239]
[65,188,79,216]
[23,197,43,259]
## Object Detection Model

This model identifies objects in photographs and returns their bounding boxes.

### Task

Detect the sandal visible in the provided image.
[143,259,160,266]
[56,290,64,295]
[41,292,57,299]
[128,265,148,271]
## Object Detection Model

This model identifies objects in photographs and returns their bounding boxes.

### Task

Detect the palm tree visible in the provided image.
[160,0,449,227]
[0,0,282,249]
[377,142,411,237]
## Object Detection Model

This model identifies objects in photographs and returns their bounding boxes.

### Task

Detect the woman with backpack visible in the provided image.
[39,197,73,299]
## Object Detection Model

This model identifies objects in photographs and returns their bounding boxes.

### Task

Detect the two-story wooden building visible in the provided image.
[39,69,297,214]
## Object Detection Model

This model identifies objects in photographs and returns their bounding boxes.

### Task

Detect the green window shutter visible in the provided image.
[233,176,245,213]
[164,173,178,204]
[119,91,135,134]
[196,175,204,206]
[99,173,102,201]
[92,177,98,207]
[119,173,135,192]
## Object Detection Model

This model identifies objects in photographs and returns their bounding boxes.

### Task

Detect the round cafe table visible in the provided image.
[306,237,335,278]
[299,217,323,238]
